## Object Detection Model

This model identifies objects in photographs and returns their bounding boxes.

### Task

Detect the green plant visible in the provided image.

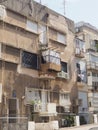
[64,115,75,127]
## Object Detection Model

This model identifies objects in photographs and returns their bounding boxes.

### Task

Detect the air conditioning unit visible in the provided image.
[57,71,69,79]
[34,104,41,112]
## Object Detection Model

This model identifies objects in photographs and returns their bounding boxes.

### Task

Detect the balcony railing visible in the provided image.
[90,46,97,51]
[75,48,85,58]
[76,75,86,87]
[41,63,61,72]
[41,50,61,72]
[87,61,98,71]
[30,103,57,115]
[89,107,94,112]
[40,103,57,116]
[77,81,85,87]
[59,100,71,107]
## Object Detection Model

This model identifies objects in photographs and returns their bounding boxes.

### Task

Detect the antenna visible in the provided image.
[63,0,66,15]
[40,0,41,4]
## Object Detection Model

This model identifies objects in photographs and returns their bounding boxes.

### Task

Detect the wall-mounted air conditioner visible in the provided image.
[57,71,69,79]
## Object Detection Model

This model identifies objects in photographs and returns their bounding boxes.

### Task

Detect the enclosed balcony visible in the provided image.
[87,61,98,71]
[75,38,85,58]
[76,61,87,87]
[39,103,57,116]
[87,40,98,52]
[76,73,86,87]
[75,48,85,58]
[41,50,61,72]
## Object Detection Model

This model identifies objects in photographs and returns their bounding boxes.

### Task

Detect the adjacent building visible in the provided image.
[75,22,98,115]
[74,36,88,124]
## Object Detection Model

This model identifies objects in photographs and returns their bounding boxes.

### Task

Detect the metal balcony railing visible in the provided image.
[75,47,85,58]
[87,61,98,70]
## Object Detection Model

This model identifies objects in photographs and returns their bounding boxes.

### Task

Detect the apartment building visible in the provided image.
[74,36,88,123]
[0,0,76,125]
[75,22,98,115]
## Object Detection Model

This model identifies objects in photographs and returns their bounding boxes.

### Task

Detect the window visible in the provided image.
[89,102,91,107]
[60,93,69,100]
[95,40,98,52]
[76,61,87,83]
[61,61,67,73]
[90,54,98,62]
[22,51,39,70]
[57,32,66,44]
[8,98,19,123]
[92,72,97,77]
[75,38,85,53]
[79,99,83,106]
[26,20,38,33]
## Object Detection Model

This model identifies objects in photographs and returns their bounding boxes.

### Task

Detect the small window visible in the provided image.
[79,99,82,106]
[60,93,69,100]
[64,94,69,100]
[57,33,66,44]
[92,72,96,77]
[27,20,38,33]
[89,102,91,107]
[22,51,39,70]
[61,61,67,73]
[95,40,98,52]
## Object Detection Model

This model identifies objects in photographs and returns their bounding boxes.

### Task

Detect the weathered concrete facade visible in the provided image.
[0,0,76,126]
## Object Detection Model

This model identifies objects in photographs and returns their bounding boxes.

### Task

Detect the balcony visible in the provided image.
[87,61,98,71]
[75,38,85,58]
[39,103,57,116]
[89,46,97,52]
[31,103,57,114]
[59,99,71,107]
[89,107,94,112]
[41,50,61,72]
[41,63,61,72]
[88,93,93,97]
[79,107,88,113]
[88,40,98,52]
[92,76,98,82]
[57,71,69,79]
[76,74,86,87]
[77,82,85,88]
[75,48,85,58]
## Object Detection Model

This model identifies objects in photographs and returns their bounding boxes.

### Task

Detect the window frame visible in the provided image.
[22,51,39,70]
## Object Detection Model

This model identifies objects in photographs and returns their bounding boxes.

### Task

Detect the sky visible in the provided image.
[34,0,98,28]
